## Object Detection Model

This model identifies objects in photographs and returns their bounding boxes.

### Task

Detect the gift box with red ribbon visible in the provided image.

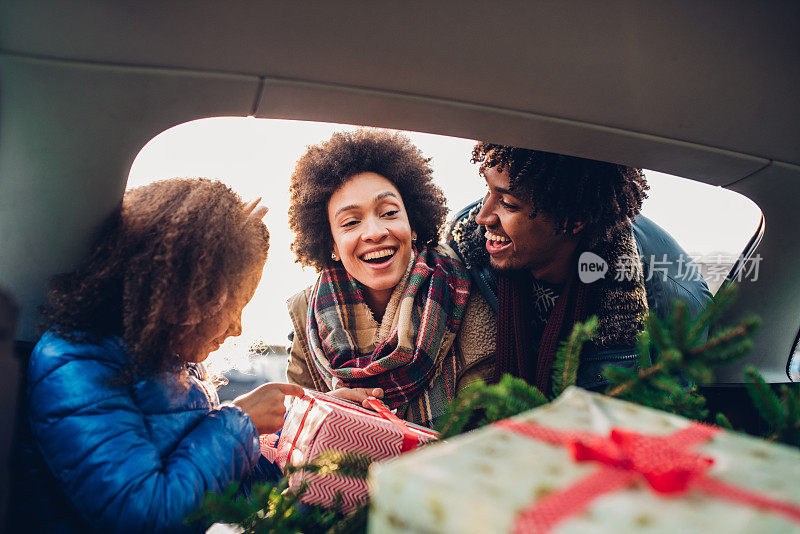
[368,387,800,533]
[260,389,437,513]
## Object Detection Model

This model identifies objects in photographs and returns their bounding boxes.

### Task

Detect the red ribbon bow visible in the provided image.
[494,420,800,533]
[567,427,714,495]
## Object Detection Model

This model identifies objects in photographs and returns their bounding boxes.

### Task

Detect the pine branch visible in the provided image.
[645,313,673,356]
[191,281,788,534]
[602,282,761,421]
[786,386,800,438]
[188,479,306,534]
[605,362,665,398]
[670,300,689,348]
[715,412,734,430]
[434,375,547,439]
[743,366,800,447]
[551,316,598,396]
[744,366,784,434]
[687,282,737,342]
[434,383,486,439]
[286,451,371,480]
[635,330,652,368]
[189,452,372,534]
[779,386,800,446]
[650,374,687,396]
[687,319,759,357]
[502,373,549,406]
[684,361,714,386]
[326,504,369,534]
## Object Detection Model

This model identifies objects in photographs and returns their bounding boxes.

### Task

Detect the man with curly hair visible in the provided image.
[449,143,711,394]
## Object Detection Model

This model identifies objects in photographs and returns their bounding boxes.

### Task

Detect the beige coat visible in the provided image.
[286,261,496,426]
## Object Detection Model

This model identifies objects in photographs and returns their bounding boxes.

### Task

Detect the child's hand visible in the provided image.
[232,382,304,435]
[329,387,385,410]
[243,197,268,221]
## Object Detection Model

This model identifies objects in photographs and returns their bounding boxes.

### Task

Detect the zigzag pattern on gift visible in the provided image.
[296,472,368,513]
[307,409,404,460]
[287,409,404,514]
[259,433,279,463]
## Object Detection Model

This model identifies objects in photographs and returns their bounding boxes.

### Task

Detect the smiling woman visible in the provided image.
[284,129,494,426]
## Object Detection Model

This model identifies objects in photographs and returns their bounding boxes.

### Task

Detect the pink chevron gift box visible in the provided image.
[260,389,438,512]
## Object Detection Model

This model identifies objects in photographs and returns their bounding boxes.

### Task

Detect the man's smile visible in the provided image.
[485,229,512,254]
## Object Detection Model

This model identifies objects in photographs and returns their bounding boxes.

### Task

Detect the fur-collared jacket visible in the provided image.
[447,201,712,391]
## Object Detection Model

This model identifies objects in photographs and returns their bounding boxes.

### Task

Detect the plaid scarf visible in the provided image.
[496,267,589,395]
[306,246,471,420]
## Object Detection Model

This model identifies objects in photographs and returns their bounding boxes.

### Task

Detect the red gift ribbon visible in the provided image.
[494,420,800,533]
[271,394,424,465]
[363,397,422,452]
[286,395,319,464]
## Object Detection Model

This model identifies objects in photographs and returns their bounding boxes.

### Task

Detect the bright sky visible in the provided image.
[127,117,762,372]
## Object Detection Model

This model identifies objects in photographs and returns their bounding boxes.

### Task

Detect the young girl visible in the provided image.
[26,178,302,533]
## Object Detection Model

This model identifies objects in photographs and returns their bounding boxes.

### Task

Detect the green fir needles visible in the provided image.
[435,315,600,439]
[285,450,371,480]
[603,283,760,420]
[551,316,598,396]
[189,452,371,534]
[435,374,549,439]
[744,366,800,446]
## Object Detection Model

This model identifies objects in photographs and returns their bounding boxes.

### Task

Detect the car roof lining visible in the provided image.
[3,1,799,165]
[1,1,798,381]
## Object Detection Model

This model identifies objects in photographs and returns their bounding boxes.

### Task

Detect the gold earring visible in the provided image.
[331,252,339,261]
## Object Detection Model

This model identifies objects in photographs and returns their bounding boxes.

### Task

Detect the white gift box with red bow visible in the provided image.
[369,387,800,533]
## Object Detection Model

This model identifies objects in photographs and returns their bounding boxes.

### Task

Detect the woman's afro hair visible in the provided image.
[289,129,448,271]
[472,143,649,246]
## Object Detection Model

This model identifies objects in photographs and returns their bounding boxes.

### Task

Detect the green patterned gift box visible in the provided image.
[368,387,800,533]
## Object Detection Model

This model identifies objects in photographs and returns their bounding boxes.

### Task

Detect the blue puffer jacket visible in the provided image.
[26,330,262,534]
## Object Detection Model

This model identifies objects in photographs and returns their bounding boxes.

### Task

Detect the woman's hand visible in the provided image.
[328,387,385,409]
[232,382,304,435]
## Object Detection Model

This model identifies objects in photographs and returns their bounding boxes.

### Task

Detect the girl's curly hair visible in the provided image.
[289,129,448,271]
[471,143,649,246]
[44,178,269,382]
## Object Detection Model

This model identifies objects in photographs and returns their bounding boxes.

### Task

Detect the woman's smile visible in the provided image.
[328,172,414,314]
[360,247,398,266]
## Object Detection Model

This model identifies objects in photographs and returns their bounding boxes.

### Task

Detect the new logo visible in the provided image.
[578,252,608,284]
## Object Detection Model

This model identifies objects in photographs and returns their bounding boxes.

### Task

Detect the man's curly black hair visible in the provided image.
[289,129,448,271]
[472,143,649,246]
